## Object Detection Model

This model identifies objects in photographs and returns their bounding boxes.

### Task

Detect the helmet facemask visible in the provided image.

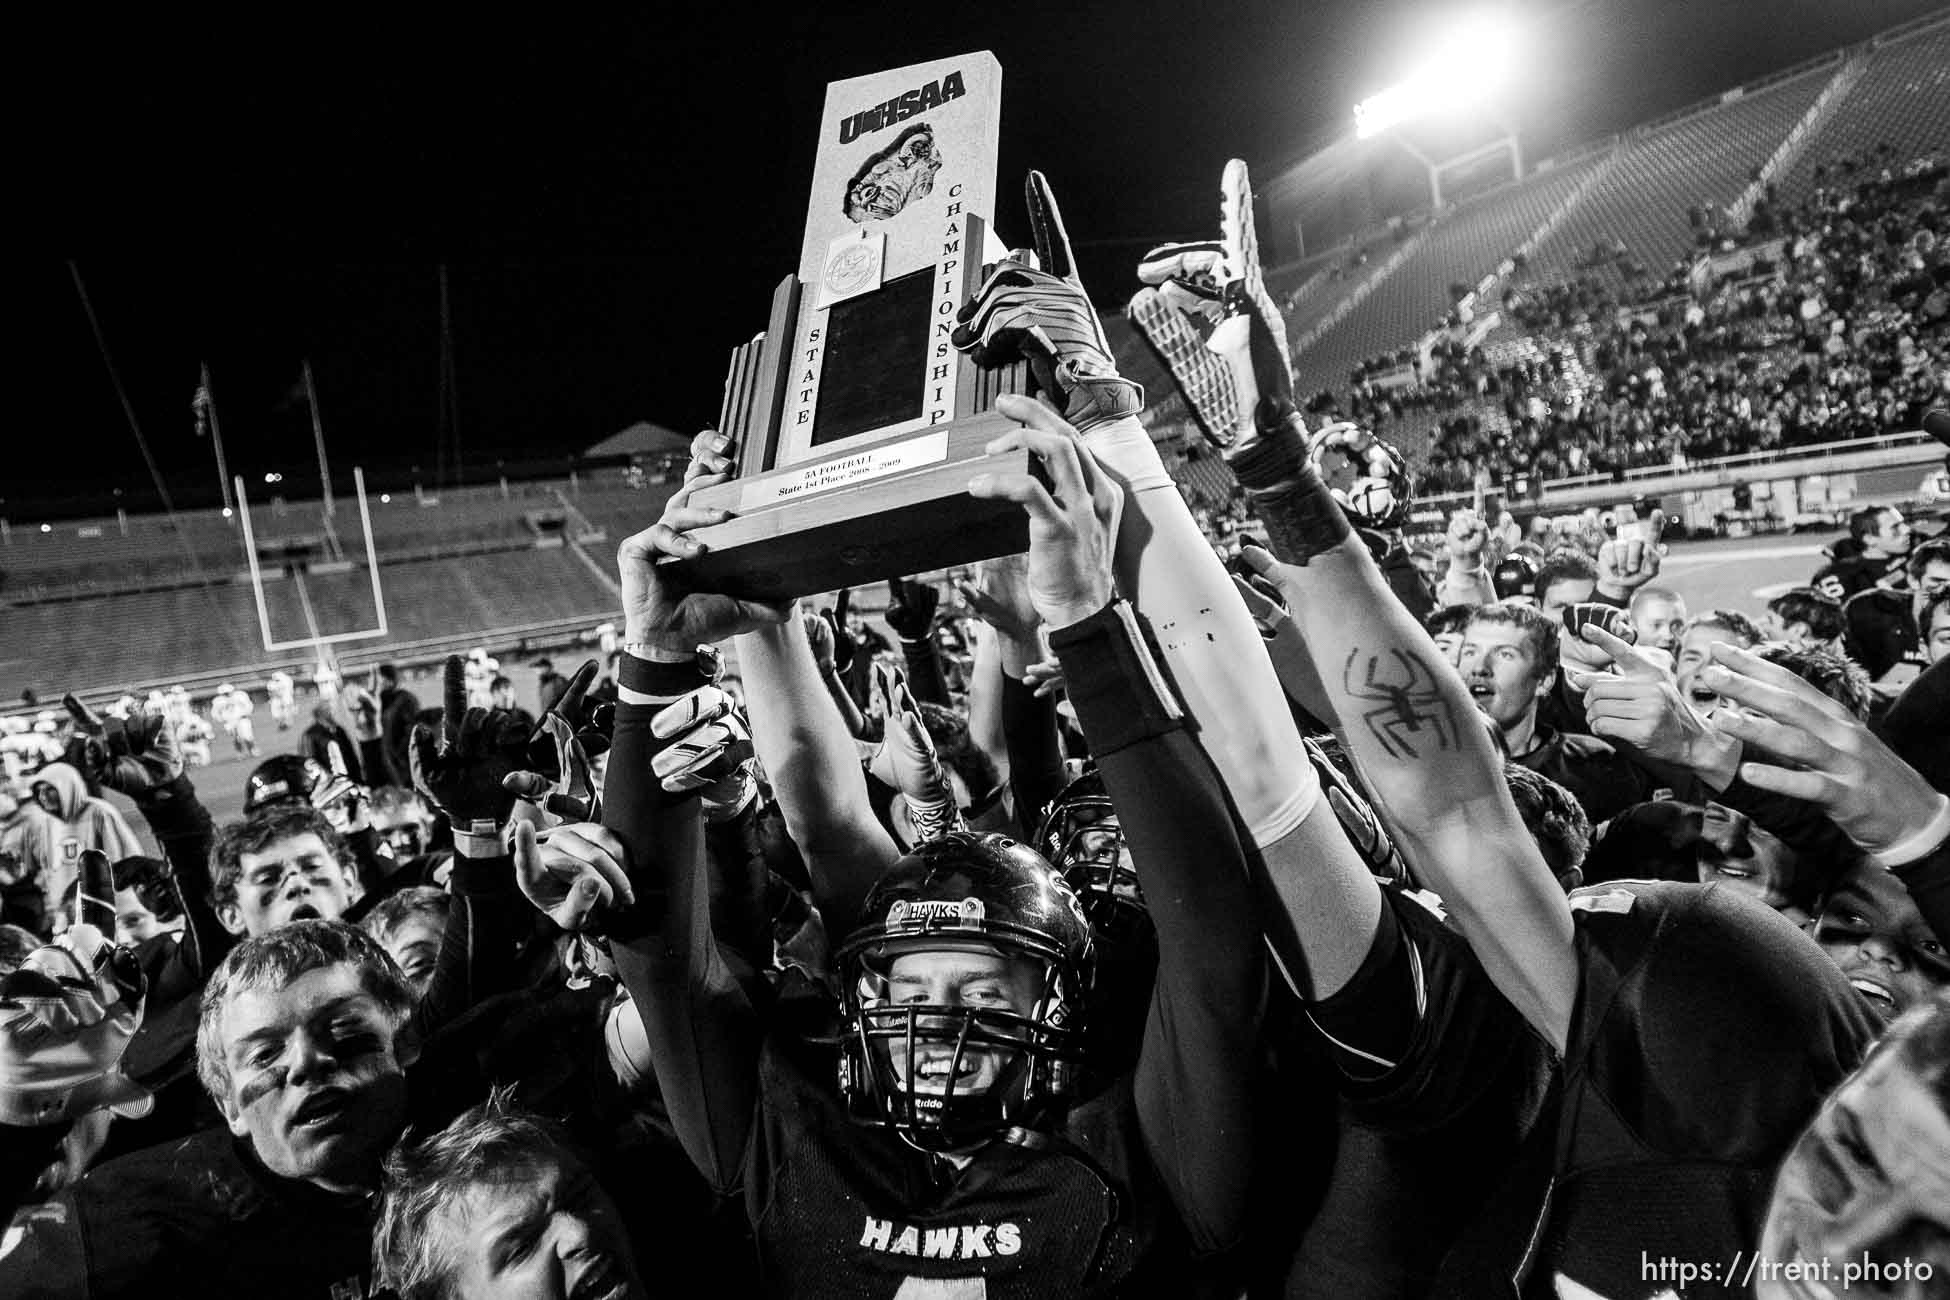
[837,832,1096,1153]
[1043,800,1148,945]
[839,932,1086,1153]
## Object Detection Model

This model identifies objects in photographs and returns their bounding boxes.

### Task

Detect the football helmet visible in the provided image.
[242,754,359,824]
[1033,769,1146,942]
[836,832,1094,1152]
[1492,551,1543,603]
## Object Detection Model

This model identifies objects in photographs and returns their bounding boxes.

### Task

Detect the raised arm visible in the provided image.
[1234,413,1578,1053]
[675,421,899,929]
[971,400,1266,1249]
[959,556,1064,834]
[884,578,951,707]
[560,486,791,1193]
[960,622,1016,796]
[735,613,900,933]
[956,171,1379,1002]
[802,606,870,739]
[1435,510,1496,608]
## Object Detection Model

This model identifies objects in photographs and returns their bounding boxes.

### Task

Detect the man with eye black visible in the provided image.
[1,659,541,1298]
[2,922,426,1298]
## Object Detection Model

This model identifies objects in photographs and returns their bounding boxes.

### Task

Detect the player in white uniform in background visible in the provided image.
[208,686,235,748]
[463,647,499,709]
[175,697,214,768]
[312,657,342,703]
[163,686,193,734]
[266,670,297,730]
[594,620,619,658]
[212,684,259,758]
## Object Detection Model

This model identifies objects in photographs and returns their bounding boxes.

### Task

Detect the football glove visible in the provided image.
[952,171,1143,434]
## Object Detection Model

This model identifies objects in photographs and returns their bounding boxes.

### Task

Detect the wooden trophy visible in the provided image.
[668,51,1034,600]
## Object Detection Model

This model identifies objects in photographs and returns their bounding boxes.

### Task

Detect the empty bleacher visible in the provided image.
[565,483,673,542]
[1524,61,1836,287]
[1,512,248,595]
[1774,21,1950,203]
[1266,226,1418,351]
[295,550,617,647]
[0,469,675,602]
[1293,156,1603,392]
[1,584,267,695]
[1,547,620,700]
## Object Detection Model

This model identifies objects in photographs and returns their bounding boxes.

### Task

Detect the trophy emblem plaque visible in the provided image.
[668,51,1035,600]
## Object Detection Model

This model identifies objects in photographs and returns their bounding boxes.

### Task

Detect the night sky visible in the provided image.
[29,0,1945,520]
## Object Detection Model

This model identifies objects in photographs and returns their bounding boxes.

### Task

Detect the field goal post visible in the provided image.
[234,467,389,681]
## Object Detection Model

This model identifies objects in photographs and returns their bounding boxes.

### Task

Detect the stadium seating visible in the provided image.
[0,470,677,603]
[564,484,674,542]
[1,512,246,593]
[1279,39,1931,402]
[1293,157,1603,391]
[283,550,619,647]
[1774,22,1950,203]
[1,548,620,699]
[3,584,267,696]
[1266,227,1415,350]
[1524,63,1835,288]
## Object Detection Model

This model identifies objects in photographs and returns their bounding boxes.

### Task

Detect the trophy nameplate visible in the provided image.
[669,51,1035,600]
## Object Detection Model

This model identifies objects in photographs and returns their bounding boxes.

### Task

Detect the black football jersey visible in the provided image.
[746,1029,1172,1299]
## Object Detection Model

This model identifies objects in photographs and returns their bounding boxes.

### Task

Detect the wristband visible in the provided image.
[904,795,962,844]
[451,819,503,859]
[1871,794,1950,868]
[1047,600,1184,755]
[1229,401,1352,565]
[623,640,698,664]
[619,650,712,703]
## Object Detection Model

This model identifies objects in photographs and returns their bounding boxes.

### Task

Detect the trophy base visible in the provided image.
[663,411,1033,601]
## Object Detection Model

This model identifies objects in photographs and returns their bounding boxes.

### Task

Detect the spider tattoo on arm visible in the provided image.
[1341,648,1458,760]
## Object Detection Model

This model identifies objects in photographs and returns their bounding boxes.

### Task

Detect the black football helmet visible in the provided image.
[1033,769,1146,942]
[836,832,1094,1152]
[1492,551,1542,603]
[243,754,359,823]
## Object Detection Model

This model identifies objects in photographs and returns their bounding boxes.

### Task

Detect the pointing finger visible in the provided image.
[441,655,466,745]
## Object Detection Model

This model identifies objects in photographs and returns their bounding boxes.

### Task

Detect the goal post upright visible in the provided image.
[235,467,390,656]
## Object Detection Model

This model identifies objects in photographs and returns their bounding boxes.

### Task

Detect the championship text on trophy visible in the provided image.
[668,51,1035,600]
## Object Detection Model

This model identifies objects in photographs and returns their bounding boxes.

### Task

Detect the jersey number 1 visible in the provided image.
[892,1279,987,1298]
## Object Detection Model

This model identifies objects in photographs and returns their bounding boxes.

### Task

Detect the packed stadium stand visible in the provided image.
[1281,12,1948,400]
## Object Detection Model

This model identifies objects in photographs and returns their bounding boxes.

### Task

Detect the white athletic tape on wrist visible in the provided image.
[1873,794,1950,868]
[1079,415,1172,493]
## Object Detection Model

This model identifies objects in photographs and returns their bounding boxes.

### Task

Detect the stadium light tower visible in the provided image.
[1353,6,1527,209]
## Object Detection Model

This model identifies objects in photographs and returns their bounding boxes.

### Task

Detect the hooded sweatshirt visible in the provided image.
[0,798,60,932]
[26,763,143,931]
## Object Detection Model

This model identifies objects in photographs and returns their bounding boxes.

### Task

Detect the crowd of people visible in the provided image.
[2,161,1948,1300]
[1305,152,1946,498]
